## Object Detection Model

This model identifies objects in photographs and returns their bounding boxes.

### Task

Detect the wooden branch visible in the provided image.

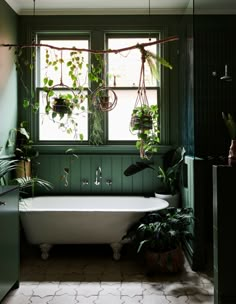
[0,35,178,54]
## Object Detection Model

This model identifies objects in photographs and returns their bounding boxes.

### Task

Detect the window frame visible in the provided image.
[32,29,170,151]
[104,32,161,144]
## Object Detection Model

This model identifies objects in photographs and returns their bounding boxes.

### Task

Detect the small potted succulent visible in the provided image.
[124,207,193,274]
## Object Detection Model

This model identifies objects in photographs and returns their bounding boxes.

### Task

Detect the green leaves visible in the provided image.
[125,207,193,254]
[130,104,159,159]
[146,50,173,81]
[14,176,53,191]
[23,99,30,108]
[222,112,236,139]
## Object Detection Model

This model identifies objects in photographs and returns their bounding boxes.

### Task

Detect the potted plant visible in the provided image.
[0,159,18,185]
[123,146,185,207]
[130,104,159,159]
[52,94,74,115]
[0,159,53,197]
[155,146,186,207]
[14,122,39,178]
[124,207,193,274]
[222,112,236,166]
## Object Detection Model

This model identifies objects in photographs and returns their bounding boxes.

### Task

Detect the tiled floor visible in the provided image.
[3,244,214,304]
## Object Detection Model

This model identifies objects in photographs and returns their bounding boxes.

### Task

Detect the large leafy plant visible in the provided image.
[0,159,17,185]
[0,159,53,195]
[124,207,193,253]
[157,146,186,195]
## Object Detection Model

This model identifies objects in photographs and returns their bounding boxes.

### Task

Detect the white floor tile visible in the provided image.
[2,245,214,304]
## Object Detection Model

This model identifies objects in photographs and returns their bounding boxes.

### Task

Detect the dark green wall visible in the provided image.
[194,15,236,158]
[0,0,18,157]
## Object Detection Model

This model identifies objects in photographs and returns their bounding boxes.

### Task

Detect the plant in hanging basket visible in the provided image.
[52,95,74,116]
[130,104,159,159]
[130,105,153,131]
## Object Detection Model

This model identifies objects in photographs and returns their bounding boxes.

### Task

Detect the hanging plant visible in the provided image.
[42,49,87,139]
[130,45,173,159]
[92,86,118,112]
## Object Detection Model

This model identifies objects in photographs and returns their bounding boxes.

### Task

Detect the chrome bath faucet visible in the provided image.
[94,166,102,185]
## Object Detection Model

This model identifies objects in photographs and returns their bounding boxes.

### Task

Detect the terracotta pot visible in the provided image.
[154,192,180,208]
[16,160,31,178]
[145,246,184,273]
[228,139,236,166]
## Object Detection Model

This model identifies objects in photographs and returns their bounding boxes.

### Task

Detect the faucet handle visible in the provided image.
[106,179,112,186]
[82,179,89,185]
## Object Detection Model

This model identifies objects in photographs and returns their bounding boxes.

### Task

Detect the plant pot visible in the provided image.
[145,246,184,273]
[154,192,180,208]
[53,98,70,114]
[15,160,31,178]
[100,96,110,108]
[130,114,153,131]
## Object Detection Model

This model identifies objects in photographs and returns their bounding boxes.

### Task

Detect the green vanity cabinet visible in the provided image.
[0,186,19,302]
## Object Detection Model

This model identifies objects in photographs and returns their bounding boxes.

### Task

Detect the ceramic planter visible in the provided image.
[154,192,180,208]
[15,160,31,178]
[145,246,184,273]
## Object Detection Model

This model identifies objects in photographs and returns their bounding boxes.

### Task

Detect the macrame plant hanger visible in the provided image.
[135,46,149,109]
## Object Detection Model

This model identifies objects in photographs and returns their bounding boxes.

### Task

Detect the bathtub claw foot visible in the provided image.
[110,242,123,261]
[40,243,52,260]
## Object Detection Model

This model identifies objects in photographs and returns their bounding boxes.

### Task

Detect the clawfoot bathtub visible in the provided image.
[19,196,168,260]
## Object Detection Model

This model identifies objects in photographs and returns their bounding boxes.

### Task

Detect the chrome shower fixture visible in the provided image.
[220,64,232,82]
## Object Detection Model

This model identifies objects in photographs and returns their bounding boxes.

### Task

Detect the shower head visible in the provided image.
[220,64,232,82]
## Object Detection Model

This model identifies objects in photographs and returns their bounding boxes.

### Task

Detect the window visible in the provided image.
[37,37,89,141]
[106,36,160,141]
[36,33,161,144]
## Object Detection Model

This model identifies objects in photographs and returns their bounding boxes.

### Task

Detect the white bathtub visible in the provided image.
[19,196,168,260]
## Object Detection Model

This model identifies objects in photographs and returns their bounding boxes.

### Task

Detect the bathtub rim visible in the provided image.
[19,195,169,213]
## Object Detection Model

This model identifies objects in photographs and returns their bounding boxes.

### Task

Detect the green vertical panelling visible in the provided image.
[122,156,134,193]
[111,156,123,193]
[131,156,144,194]
[70,155,82,194]
[143,155,160,195]
[101,156,112,193]
[36,154,163,195]
[36,155,71,194]
[182,156,194,209]
[91,155,102,194]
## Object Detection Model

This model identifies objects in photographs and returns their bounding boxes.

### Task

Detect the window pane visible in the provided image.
[39,40,89,88]
[38,38,89,141]
[108,38,159,87]
[108,90,157,141]
[39,90,88,141]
